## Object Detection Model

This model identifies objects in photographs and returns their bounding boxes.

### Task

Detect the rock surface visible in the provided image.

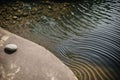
[0,28,78,80]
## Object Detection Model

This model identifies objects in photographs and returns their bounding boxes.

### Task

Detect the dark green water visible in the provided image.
[1,0,120,80]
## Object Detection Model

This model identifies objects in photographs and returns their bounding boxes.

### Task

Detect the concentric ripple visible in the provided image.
[55,0,120,79]
[56,23,120,79]
[1,0,120,80]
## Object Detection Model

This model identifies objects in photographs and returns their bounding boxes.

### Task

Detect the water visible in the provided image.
[0,0,120,80]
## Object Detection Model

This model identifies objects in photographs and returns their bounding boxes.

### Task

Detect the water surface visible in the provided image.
[0,0,120,80]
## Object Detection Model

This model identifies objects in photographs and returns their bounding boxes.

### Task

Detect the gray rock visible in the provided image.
[4,44,17,54]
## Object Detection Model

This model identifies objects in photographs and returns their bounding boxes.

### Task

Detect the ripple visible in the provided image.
[1,0,120,80]
[57,26,120,79]
[55,1,120,80]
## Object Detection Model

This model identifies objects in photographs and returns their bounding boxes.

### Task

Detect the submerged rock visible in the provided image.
[12,16,18,20]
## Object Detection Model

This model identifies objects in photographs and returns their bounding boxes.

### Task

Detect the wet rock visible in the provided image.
[13,7,18,11]
[23,12,28,17]
[31,7,38,15]
[18,9,21,13]
[4,44,17,54]
[63,4,67,7]
[38,6,43,10]
[12,16,18,20]
[31,11,36,15]
[37,10,42,14]
[2,8,6,12]
[12,21,16,24]
[48,5,52,9]
[33,8,38,11]
[5,17,10,21]
[0,0,71,29]
[17,10,23,16]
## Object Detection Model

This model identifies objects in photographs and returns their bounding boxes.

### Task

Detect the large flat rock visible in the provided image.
[0,28,78,80]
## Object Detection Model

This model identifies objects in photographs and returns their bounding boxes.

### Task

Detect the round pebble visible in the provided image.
[13,16,18,20]
[4,44,17,54]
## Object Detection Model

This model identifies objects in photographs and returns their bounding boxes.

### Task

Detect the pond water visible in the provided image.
[0,0,120,80]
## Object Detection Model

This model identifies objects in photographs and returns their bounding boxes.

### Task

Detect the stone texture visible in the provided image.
[0,28,78,80]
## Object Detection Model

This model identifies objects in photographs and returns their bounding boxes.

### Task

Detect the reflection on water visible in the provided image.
[0,0,120,80]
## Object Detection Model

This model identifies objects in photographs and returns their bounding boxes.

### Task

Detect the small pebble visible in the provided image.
[31,11,36,15]
[13,7,17,11]
[13,16,18,20]
[12,21,16,24]
[18,10,21,13]
[4,44,17,54]
[23,12,28,17]
[48,6,52,9]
